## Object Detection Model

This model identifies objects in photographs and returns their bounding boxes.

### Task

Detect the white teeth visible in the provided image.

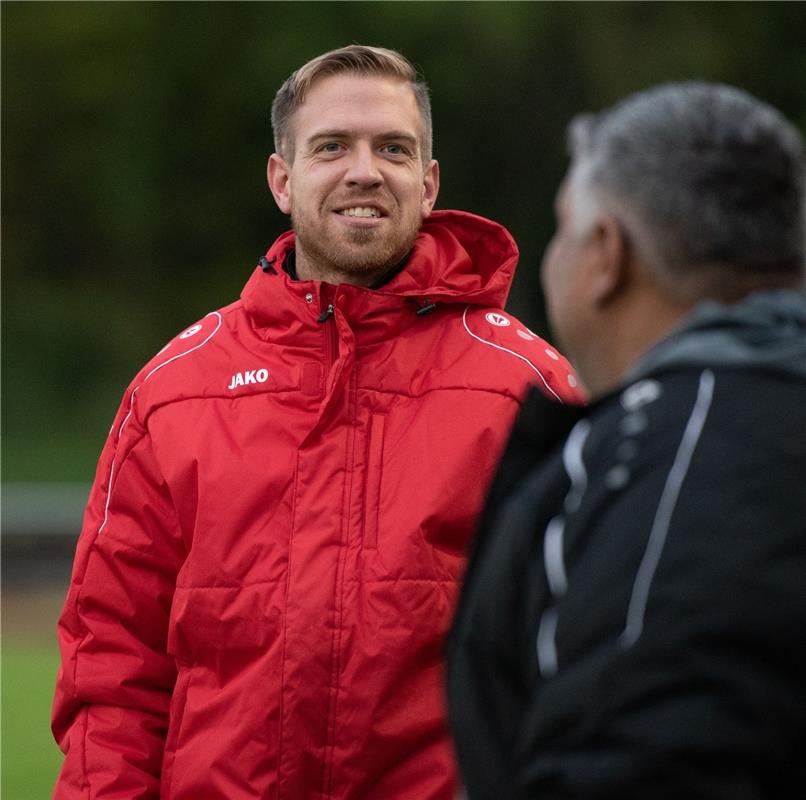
[339,207,381,218]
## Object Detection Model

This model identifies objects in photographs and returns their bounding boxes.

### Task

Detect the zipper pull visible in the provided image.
[416,299,437,317]
[317,304,335,323]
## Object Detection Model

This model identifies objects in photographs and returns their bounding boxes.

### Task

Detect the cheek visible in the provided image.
[541,241,583,348]
[393,173,426,212]
[540,239,565,307]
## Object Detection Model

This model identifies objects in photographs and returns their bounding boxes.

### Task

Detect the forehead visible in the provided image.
[294,74,423,141]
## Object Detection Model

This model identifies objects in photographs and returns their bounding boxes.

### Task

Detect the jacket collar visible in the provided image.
[240,210,519,342]
[629,289,806,382]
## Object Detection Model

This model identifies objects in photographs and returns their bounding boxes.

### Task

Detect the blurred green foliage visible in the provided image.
[3,1,805,481]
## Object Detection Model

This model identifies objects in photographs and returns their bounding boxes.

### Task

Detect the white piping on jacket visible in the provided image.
[543,517,568,598]
[562,417,590,513]
[98,311,222,535]
[536,607,560,677]
[620,369,715,647]
[537,418,592,677]
[461,307,564,403]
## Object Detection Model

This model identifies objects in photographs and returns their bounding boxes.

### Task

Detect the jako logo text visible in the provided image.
[228,369,269,389]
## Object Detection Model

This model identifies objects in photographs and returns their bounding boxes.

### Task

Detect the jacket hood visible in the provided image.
[256,209,519,309]
[631,289,806,381]
[379,210,519,307]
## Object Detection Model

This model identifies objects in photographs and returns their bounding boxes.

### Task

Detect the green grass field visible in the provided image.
[2,643,63,799]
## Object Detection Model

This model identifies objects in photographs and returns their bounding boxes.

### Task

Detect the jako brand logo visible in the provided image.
[228,369,269,390]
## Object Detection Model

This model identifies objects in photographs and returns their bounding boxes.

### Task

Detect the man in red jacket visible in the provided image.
[52,45,582,799]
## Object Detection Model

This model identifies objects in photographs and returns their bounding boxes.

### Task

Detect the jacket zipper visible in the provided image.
[317,304,334,324]
[317,302,337,370]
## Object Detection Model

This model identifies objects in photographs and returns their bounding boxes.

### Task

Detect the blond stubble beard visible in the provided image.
[291,204,422,281]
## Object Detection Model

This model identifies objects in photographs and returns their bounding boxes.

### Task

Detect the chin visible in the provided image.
[344,226,378,241]
[334,241,399,270]
[337,253,392,275]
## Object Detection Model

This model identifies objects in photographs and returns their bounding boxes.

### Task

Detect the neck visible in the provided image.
[580,287,694,398]
[293,246,410,289]
[294,253,380,287]
[297,258,380,287]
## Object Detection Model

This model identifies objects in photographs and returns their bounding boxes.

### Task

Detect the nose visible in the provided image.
[343,143,383,188]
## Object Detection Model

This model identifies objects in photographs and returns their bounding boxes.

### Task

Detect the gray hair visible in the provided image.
[567,82,805,299]
[271,44,432,164]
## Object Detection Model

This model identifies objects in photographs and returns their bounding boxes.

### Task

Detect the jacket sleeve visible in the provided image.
[52,390,186,798]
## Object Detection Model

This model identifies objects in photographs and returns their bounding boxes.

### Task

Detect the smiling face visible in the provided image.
[267,74,439,286]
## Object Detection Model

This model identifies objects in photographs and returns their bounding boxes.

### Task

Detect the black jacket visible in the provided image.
[447,291,806,799]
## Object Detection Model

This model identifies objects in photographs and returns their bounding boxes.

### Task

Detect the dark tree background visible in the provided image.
[3,1,805,482]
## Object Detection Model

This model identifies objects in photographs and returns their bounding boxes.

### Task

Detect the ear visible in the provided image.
[589,214,629,307]
[420,159,440,218]
[267,154,292,215]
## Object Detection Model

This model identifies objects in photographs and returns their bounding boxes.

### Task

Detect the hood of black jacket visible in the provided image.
[630,289,806,382]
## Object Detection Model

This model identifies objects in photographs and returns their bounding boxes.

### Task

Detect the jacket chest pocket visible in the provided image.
[362,413,386,549]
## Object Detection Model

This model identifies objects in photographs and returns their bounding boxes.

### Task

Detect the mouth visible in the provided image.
[336,205,385,219]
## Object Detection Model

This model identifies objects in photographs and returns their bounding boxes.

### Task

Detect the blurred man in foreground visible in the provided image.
[51,45,581,798]
[448,82,806,798]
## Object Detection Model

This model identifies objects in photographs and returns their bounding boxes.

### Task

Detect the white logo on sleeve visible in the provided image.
[180,324,203,339]
[485,312,511,327]
[228,368,270,390]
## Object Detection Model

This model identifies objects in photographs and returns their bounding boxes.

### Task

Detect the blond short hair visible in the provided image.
[271,44,433,163]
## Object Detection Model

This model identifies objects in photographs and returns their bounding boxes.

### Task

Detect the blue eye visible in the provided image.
[320,142,342,153]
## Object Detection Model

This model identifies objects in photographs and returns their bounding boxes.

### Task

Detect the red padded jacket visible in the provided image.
[52,210,583,799]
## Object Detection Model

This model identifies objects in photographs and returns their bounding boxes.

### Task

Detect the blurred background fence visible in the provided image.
[2,2,805,797]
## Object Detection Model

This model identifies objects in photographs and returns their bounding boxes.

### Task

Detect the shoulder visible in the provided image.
[585,366,806,506]
[610,366,804,441]
[694,366,806,475]
[140,310,228,376]
[124,300,248,413]
[454,306,585,404]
